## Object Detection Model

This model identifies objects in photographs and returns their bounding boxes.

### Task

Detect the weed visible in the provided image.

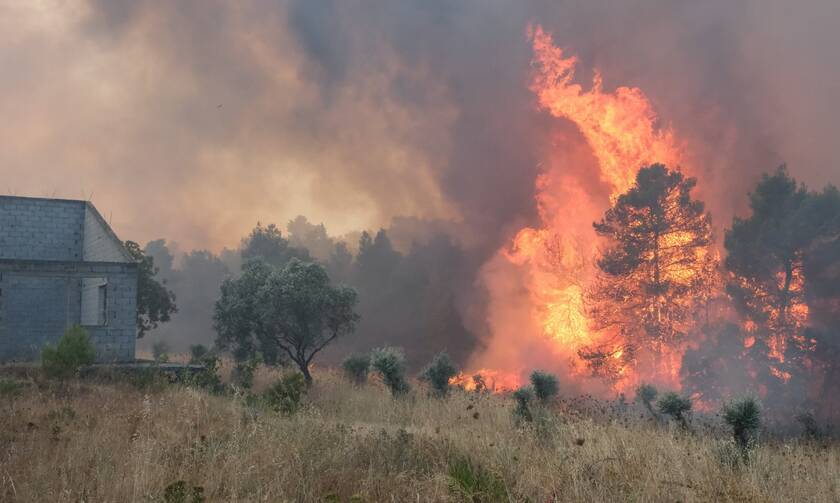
[448,455,508,502]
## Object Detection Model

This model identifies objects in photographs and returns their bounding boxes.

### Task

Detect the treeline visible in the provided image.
[142,217,476,370]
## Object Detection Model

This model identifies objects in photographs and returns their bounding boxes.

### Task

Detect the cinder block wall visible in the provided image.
[0,198,84,261]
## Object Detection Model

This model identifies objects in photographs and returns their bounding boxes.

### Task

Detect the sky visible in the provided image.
[2,0,839,252]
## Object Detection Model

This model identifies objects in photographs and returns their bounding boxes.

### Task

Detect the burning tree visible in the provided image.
[584,164,717,381]
[725,167,840,406]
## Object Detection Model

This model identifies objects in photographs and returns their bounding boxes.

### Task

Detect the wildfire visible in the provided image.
[449,369,522,392]
[467,25,695,393]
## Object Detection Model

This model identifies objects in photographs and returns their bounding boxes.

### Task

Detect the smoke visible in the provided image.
[3,1,840,400]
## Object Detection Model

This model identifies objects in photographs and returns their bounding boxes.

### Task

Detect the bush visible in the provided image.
[512,386,535,423]
[635,383,658,416]
[657,392,692,429]
[370,347,410,396]
[448,455,508,502]
[232,356,260,390]
[188,344,209,364]
[163,480,205,503]
[529,370,559,403]
[722,397,761,449]
[796,411,821,440]
[263,372,307,414]
[342,353,371,385]
[41,325,96,379]
[0,378,23,399]
[420,352,458,397]
[152,340,170,363]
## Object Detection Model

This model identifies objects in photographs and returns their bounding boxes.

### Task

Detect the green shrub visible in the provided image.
[635,383,658,417]
[370,347,410,396]
[722,397,761,448]
[163,480,205,503]
[420,352,458,397]
[448,455,508,502]
[342,353,371,385]
[0,378,23,399]
[41,325,96,379]
[263,372,307,414]
[188,344,209,364]
[796,410,820,440]
[152,340,170,363]
[657,392,692,429]
[512,386,535,423]
[232,356,260,390]
[529,370,559,403]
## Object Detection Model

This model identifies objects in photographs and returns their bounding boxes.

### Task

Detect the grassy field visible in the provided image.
[1,365,838,502]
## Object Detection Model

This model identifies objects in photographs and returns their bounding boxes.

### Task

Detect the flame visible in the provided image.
[468,25,694,393]
[449,369,522,392]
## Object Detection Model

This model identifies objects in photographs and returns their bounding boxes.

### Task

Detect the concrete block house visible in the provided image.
[0,196,138,362]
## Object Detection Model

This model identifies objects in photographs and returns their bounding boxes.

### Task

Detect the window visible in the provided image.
[81,277,108,326]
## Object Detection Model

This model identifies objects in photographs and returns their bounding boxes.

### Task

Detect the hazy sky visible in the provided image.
[2,0,839,251]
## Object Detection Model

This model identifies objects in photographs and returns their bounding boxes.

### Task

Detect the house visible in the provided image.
[0,196,138,362]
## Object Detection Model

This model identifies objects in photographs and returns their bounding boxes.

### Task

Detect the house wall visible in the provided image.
[0,262,138,363]
[83,204,132,262]
[0,197,85,261]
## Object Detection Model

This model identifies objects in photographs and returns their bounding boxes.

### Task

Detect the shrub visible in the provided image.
[263,372,307,414]
[232,356,260,390]
[342,353,371,385]
[722,397,761,449]
[188,344,209,364]
[41,325,96,379]
[796,411,821,440]
[420,352,458,397]
[512,386,535,423]
[163,480,205,503]
[657,392,692,429]
[152,340,170,362]
[448,455,508,502]
[529,370,559,403]
[370,347,410,396]
[0,378,23,399]
[635,383,658,417]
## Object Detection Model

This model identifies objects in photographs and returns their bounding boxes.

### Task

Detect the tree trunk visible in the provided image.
[298,360,313,384]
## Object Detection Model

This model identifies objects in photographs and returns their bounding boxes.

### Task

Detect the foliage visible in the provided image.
[657,392,692,429]
[795,411,821,440]
[635,383,658,417]
[586,165,717,380]
[240,222,310,267]
[370,347,410,396]
[125,240,178,338]
[182,356,224,394]
[341,353,371,385]
[512,386,535,423]
[447,455,508,502]
[232,357,260,390]
[0,378,23,399]
[722,397,761,449]
[152,340,170,362]
[214,258,359,383]
[263,373,307,414]
[41,325,96,379]
[188,344,209,364]
[529,370,559,403]
[163,480,205,503]
[420,352,458,397]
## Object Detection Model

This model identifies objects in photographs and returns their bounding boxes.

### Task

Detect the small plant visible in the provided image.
[232,356,260,390]
[152,340,170,363]
[0,378,23,399]
[722,396,761,449]
[163,480,205,503]
[657,392,692,429]
[188,344,209,364]
[635,383,658,417]
[447,455,508,502]
[370,347,410,396]
[420,352,458,397]
[263,372,307,414]
[796,410,821,440]
[41,325,96,379]
[182,356,224,394]
[342,353,371,385]
[512,386,535,423]
[714,440,747,470]
[529,370,559,403]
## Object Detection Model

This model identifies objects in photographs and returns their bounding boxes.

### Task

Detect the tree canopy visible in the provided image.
[585,164,717,379]
[125,240,177,338]
[214,258,359,382]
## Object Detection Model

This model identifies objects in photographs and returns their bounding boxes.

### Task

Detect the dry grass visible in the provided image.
[1,368,839,502]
